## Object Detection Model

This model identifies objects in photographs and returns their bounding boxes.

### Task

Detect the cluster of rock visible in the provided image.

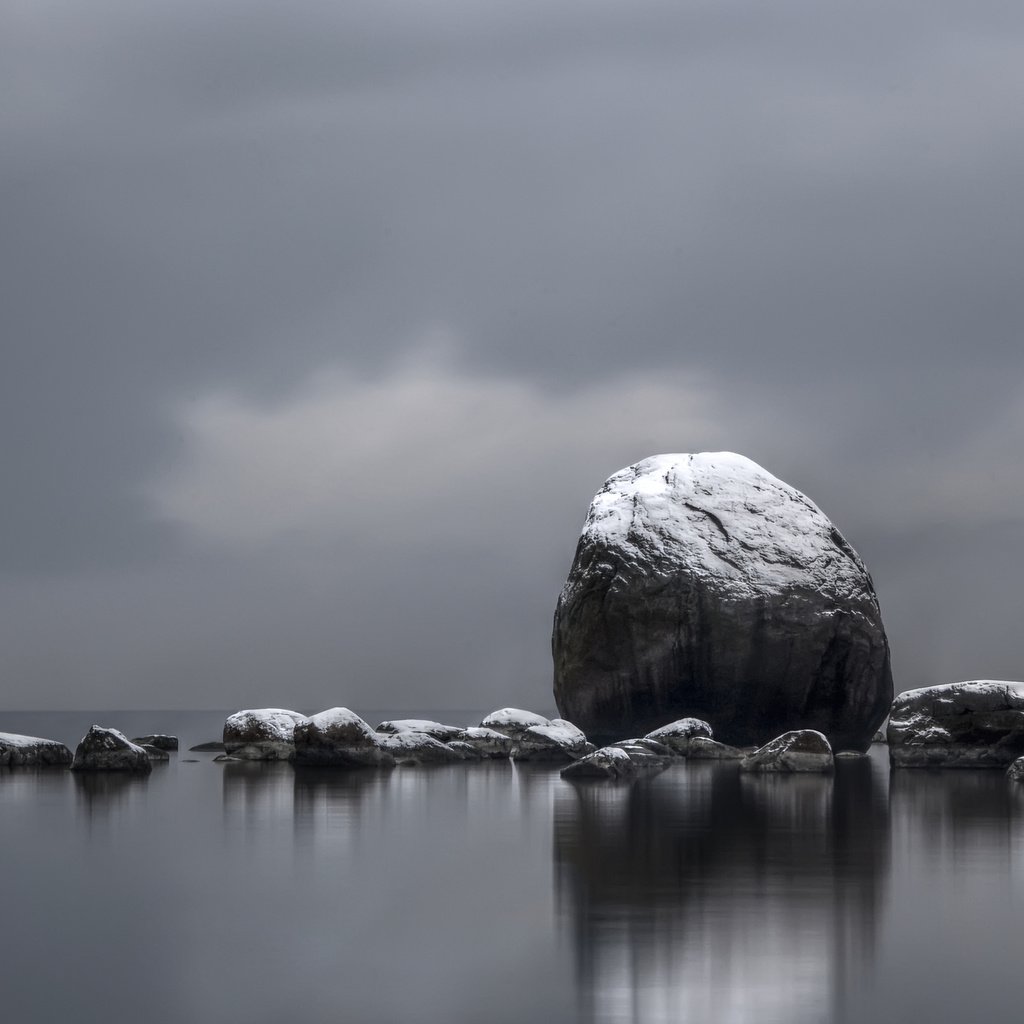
[0,731,73,767]
[0,725,182,772]
[217,707,594,767]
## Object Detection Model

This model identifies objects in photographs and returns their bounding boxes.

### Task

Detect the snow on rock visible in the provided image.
[375,719,466,742]
[0,731,73,767]
[71,726,152,773]
[1007,756,1024,783]
[553,452,893,749]
[478,708,593,761]
[292,708,394,768]
[644,718,714,755]
[460,727,513,759]
[479,708,552,737]
[131,734,178,751]
[223,708,306,761]
[561,739,674,780]
[378,731,467,765]
[888,680,1024,768]
[739,730,834,773]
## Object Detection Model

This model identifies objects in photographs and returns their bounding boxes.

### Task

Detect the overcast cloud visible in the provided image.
[3,0,1024,710]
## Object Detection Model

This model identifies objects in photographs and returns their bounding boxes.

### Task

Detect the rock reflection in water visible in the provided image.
[553,757,890,1024]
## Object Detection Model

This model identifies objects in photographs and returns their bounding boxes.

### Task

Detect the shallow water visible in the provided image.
[2,711,1022,1023]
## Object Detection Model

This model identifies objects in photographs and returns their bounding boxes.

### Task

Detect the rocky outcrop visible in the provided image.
[378,731,467,765]
[562,739,674,780]
[139,744,170,762]
[686,737,749,760]
[223,708,306,761]
[643,718,713,755]
[552,453,893,749]
[739,730,834,773]
[71,726,152,772]
[479,709,593,762]
[131,734,178,751]
[292,708,395,768]
[376,719,466,743]
[0,731,73,767]
[888,681,1024,768]
[1007,756,1024,783]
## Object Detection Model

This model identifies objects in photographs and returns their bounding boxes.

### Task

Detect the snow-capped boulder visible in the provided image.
[552,453,893,749]
[131,734,178,751]
[71,726,152,772]
[292,708,394,768]
[1007,756,1024,782]
[459,727,514,759]
[644,718,714,756]
[512,722,593,763]
[887,681,1024,768]
[739,730,834,773]
[375,719,467,743]
[223,708,306,760]
[0,732,73,767]
[139,744,170,762]
[378,731,467,765]
[561,740,673,780]
[479,708,552,739]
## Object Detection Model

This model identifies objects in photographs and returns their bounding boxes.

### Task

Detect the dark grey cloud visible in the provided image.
[3,0,1024,707]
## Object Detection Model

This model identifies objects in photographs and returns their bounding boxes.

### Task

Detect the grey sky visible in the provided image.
[3,0,1023,710]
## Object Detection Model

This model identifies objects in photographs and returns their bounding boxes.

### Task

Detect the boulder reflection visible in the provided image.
[553,757,890,1024]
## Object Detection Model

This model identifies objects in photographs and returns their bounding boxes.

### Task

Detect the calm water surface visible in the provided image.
[2,710,1022,1023]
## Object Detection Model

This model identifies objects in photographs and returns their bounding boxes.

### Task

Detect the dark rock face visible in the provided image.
[552,452,893,749]
[739,730,834,773]
[1007,756,1024,782]
[561,740,673,780]
[292,708,394,768]
[0,732,73,767]
[887,680,1024,768]
[223,708,306,761]
[478,708,593,762]
[643,718,714,755]
[71,726,152,772]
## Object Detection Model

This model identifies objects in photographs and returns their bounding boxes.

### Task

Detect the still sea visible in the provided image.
[1,709,1022,1024]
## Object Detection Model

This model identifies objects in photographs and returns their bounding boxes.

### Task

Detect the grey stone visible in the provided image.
[223,708,306,761]
[459,727,513,759]
[561,741,673,780]
[139,744,170,762]
[888,680,1024,768]
[71,725,152,773]
[292,708,394,768]
[740,730,834,773]
[189,741,226,752]
[552,453,892,749]
[643,718,714,756]
[131,734,178,751]
[1007,756,1024,782]
[686,737,748,760]
[379,732,467,765]
[375,719,466,743]
[479,708,593,762]
[0,731,73,767]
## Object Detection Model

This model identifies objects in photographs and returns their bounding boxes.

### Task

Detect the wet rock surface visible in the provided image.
[71,726,153,773]
[739,730,834,773]
[552,452,892,749]
[888,681,1024,768]
[0,732,74,767]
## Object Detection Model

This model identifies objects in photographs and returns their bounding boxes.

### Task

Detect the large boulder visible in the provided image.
[552,452,892,749]
[887,680,1024,768]
[223,708,306,760]
[292,708,395,768]
[0,731,73,767]
[71,726,152,772]
[479,709,593,762]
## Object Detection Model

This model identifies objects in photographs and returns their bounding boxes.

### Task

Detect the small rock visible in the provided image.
[375,719,466,743]
[189,741,226,752]
[378,732,466,765]
[223,708,306,761]
[0,732,74,767]
[139,744,170,762]
[131,734,178,751]
[561,740,673,780]
[1007,756,1024,783]
[459,727,514,759]
[71,726,152,773]
[739,730,834,773]
[292,708,394,768]
[512,722,593,763]
[643,718,714,755]
[686,737,748,760]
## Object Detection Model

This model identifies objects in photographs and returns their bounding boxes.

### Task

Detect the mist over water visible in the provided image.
[2,713,1022,1023]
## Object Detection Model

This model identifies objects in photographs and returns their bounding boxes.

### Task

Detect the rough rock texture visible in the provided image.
[71,726,152,772]
[686,737,748,760]
[0,732,74,767]
[739,730,834,773]
[292,708,394,768]
[887,681,1024,768]
[644,718,714,755]
[479,708,552,739]
[553,452,893,749]
[375,719,466,743]
[459,727,514,759]
[478,708,593,761]
[223,708,306,761]
[1007,756,1024,782]
[561,740,673,780]
[139,744,170,762]
[378,732,467,765]
[189,741,226,751]
[131,734,178,751]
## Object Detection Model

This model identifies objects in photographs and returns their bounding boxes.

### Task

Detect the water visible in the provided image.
[2,711,1022,1023]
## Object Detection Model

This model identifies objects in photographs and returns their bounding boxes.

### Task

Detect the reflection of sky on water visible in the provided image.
[554,754,891,1024]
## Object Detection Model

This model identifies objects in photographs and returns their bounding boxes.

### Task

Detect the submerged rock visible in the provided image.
[139,744,170,762]
[552,452,892,749]
[71,726,152,773]
[888,681,1024,768]
[292,708,394,768]
[1007,757,1024,783]
[740,730,834,773]
[561,740,673,781]
[643,718,714,756]
[223,708,306,761]
[0,732,73,767]
[686,737,748,760]
[131,734,178,751]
